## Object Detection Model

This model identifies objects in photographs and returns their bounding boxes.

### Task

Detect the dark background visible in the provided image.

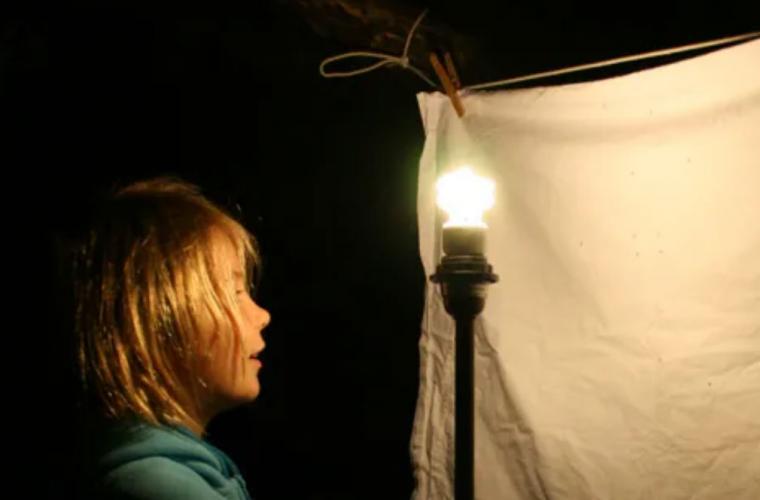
[3,1,758,499]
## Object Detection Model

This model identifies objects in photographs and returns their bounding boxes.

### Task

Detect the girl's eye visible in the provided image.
[236,283,255,297]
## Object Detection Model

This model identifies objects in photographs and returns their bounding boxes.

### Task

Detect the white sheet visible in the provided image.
[411,39,760,500]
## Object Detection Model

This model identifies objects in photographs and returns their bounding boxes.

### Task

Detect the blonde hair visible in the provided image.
[73,177,260,436]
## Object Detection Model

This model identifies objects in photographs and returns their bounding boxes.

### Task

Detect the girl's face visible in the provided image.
[196,231,270,421]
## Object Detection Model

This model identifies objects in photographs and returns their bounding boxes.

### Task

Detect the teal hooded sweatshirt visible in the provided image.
[84,418,253,500]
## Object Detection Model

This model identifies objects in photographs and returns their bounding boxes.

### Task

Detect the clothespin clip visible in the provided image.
[444,52,461,90]
[429,52,465,118]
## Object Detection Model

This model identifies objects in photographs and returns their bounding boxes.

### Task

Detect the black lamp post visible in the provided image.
[430,168,498,500]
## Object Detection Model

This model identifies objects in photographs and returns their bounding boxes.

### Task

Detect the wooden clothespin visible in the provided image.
[444,52,461,90]
[429,52,465,118]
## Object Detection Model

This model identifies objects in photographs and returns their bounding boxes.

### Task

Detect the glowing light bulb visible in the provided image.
[436,166,495,228]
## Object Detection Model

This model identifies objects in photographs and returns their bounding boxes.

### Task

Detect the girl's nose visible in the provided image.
[256,303,271,330]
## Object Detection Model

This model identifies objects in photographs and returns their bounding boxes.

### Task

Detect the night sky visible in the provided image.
[4,1,758,499]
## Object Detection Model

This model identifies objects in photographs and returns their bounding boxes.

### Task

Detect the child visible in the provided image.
[72,178,270,499]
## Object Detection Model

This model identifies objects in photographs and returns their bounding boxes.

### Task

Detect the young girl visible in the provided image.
[72,178,270,499]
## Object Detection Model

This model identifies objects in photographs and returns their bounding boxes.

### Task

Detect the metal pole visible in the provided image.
[432,252,497,500]
[455,314,475,500]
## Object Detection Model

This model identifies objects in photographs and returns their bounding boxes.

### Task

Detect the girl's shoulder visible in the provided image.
[85,419,251,500]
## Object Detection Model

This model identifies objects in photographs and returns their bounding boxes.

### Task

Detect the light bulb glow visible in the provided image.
[436,166,495,228]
